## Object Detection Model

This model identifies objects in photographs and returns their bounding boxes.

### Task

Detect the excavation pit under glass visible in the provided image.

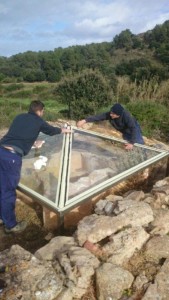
[18,127,169,214]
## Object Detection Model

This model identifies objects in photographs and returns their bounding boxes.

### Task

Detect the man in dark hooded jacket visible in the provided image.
[77,103,144,150]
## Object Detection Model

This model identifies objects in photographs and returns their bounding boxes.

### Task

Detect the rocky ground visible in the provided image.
[2,176,169,299]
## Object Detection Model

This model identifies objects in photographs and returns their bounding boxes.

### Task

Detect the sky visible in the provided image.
[0,0,169,57]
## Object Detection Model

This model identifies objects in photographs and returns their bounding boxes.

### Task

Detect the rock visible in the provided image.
[94,199,115,216]
[105,194,123,202]
[56,288,73,300]
[69,168,116,197]
[35,236,76,261]
[154,191,169,205]
[36,237,100,299]
[76,214,112,246]
[104,227,149,266]
[133,272,149,291]
[150,209,169,235]
[142,259,169,300]
[113,199,148,215]
[144,236,169,263]
[104,201,115,215]
[124,190,145,201]
[44,232,55,241]
[0,245,63,300]
[94,199,108,215]
[152,177,169,203]
[56,246,100,299]
[144,195,156,206]
[76,202,153,246]
[96,263,134,300]
[153,177,169,188]
[81,152,118,173]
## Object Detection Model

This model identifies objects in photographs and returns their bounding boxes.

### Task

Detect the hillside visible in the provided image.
[0,20,169,140]
[0,20,169,83]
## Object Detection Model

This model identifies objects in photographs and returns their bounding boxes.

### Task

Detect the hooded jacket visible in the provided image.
[85,107,140,144]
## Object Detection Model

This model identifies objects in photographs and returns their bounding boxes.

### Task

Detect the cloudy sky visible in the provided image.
[0,0,169,57]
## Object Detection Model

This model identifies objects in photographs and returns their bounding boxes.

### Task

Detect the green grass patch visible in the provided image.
[126,100,169,139]
[0,97,68,128]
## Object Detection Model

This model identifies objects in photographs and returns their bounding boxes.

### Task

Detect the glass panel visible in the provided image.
[68,129,160,199]
[20,132,64,202]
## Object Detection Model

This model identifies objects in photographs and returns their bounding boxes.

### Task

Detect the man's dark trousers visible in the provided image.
[0,148,22,229]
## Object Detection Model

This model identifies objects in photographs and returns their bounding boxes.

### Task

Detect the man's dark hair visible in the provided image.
[29,100,45,113]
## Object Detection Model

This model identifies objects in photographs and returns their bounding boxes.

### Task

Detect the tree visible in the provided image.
[39,52,63,81]
[113,29,134,49]
[23,70,46,82]
[54,70,113,119]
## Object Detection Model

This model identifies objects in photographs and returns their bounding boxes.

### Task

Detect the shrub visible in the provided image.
[4,83,24,92]
[54,70,113,119]
[126,101,169,139]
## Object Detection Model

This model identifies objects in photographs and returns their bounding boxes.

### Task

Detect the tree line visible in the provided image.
[0,20,169,139]
[0,20,168,84]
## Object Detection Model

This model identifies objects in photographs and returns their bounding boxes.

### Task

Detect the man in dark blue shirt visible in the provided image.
[77,103,144,150]
[0,100,71,233]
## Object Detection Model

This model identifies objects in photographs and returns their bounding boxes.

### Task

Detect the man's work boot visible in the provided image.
[5,221,27,233]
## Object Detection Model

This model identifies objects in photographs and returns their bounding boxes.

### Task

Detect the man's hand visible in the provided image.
[124,143,134,150]
[61,128,72,133]
[32,140,45,149]
[76,119,86,128]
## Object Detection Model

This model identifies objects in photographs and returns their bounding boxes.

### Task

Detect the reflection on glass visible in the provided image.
[19,128,166,211]
[20,133,63,202]
[68,130,159,199]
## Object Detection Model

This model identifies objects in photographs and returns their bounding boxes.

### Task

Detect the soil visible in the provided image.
[0,199,49,253]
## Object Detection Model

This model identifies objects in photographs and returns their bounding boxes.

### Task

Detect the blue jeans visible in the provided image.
[0,148,22,229]
[122,122,144,144]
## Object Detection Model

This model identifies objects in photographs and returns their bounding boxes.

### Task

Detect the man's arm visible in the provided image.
[40,120,71,135]
[77,112,110,127]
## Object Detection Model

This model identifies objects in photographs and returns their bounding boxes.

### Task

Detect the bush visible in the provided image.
[54,70,113,119]
[126,101,169,139]
[4,83,24,92]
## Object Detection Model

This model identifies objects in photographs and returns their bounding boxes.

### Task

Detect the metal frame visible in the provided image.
[56,127,72,209]
[18,127,169,214]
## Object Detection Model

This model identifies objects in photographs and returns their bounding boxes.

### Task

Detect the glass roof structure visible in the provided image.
[18,127,169,214]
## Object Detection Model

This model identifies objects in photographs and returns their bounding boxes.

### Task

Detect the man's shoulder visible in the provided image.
[16,112,40,119]
[123,110,132,118]
[14,113,43,124]
[13,113,28,121]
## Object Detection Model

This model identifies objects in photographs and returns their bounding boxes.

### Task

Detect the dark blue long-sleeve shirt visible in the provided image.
[85,110,139,144]
[0,112,61,156]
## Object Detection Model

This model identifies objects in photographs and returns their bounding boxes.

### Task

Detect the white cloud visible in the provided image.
[141,12,169,32]
[0,0,168,56]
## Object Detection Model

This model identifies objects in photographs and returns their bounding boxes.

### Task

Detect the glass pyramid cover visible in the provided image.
[19,127,169,213]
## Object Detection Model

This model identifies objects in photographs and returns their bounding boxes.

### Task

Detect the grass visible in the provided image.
[0,97,67,128]
[126,101,169,140]
[0,82,68,128]
[0,80,169,141]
